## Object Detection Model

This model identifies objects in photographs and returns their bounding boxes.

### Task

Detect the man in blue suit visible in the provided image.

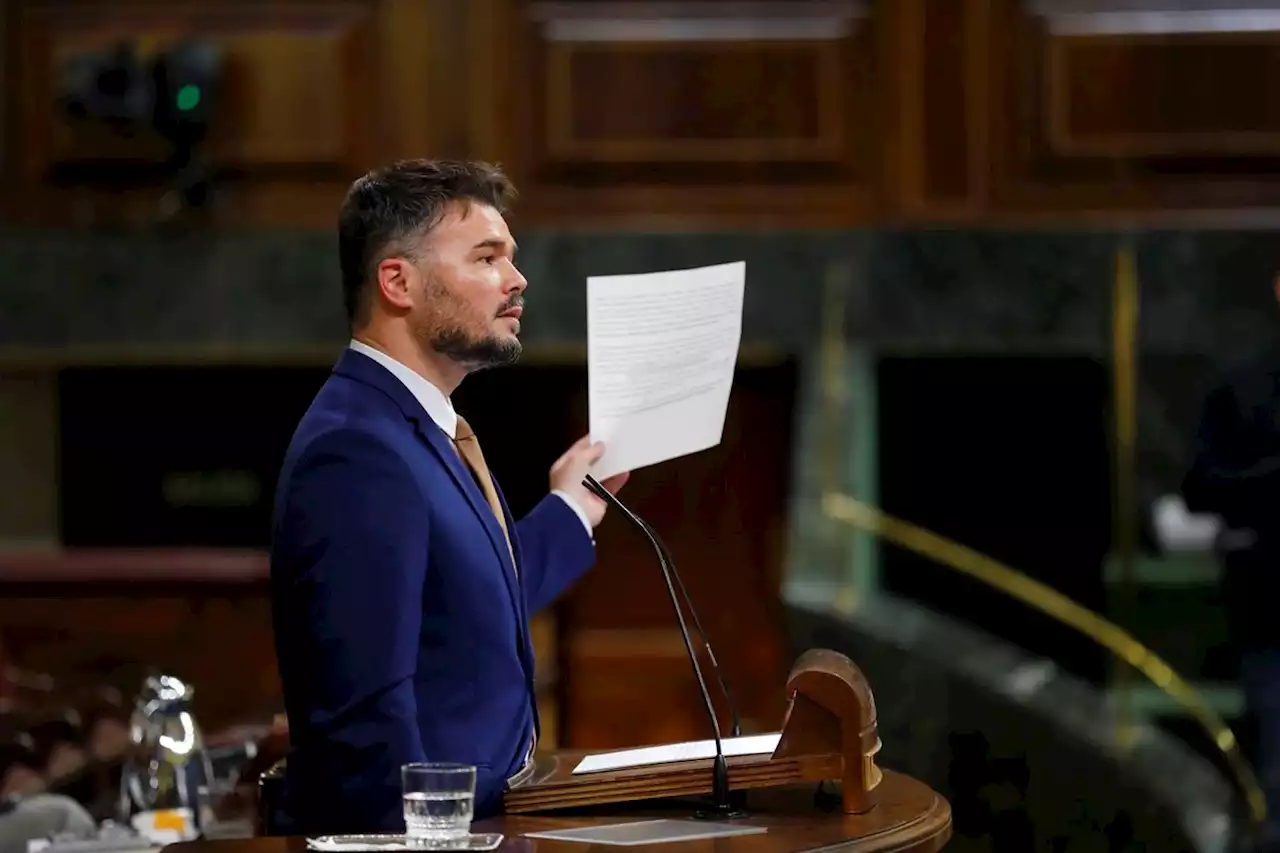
[268,159,629,835]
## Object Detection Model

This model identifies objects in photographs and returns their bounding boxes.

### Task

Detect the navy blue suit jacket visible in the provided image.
[268,348,595,834]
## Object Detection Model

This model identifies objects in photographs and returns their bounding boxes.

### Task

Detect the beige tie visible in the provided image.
[453,415,517,575]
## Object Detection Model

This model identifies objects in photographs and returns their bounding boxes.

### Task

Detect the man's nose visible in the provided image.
[506,262,527,292]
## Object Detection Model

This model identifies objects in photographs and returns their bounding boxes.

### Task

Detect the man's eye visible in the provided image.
[480,256,496,265]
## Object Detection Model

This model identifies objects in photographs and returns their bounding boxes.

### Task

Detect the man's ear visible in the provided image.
[376,257,418,311]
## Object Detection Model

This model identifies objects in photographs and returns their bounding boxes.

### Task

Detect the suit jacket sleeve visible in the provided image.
[1182,379,1280,527]
[514,494,596,613]
[272,428,430,830]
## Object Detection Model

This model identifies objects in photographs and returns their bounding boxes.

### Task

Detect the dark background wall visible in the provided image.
[2,0,1279,834]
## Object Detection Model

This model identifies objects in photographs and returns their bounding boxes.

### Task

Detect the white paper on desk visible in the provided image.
[587,261,745,481]
[572,732,780,775]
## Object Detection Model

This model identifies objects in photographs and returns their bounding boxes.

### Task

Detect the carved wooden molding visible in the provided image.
[1029,0,1280,34]
[529,1,868,42]
[981,0,1280,213]
[505,648,879,815]
[0,548,268,584]
[1014,0,1280,158]
[526,1,865,166]
[774,648,881,813]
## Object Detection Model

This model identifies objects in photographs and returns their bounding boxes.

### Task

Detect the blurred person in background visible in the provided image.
[27,717,88,783]
[81,707,130,766]
[1183,275,1280,851]
[0,742,43,801]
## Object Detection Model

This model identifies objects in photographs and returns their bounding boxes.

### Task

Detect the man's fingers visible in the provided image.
[552,435,594,469]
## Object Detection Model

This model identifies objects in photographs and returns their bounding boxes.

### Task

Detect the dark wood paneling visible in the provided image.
[484,0,880,228]
[1,0,456,228]
[454,359,797,749]
[886,0,991,219]
[0,581,278,732]
[20,3,372,171]
[558,362,798,749]
[12,0,1280,225]
[990,0,1280,213]
[544,43,840,162]
[7,0,369,226]
[1048,35,1280,156]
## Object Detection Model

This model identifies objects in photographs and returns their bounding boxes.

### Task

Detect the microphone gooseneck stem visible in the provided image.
[637,514,743,738]
[583,474,745,817]
[583,477,742,737]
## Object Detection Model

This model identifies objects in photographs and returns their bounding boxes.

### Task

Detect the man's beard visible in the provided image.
[413,275,523,372]
[430,323,522,371]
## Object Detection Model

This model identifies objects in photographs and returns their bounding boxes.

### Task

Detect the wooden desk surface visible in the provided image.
[168,771,950,853]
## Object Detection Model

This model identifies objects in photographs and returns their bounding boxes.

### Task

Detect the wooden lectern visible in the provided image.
[506,648,888,816]
[166,650,949,853]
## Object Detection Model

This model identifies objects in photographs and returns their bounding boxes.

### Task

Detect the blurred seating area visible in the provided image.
[0,636,287,833]
[0,664,130,811]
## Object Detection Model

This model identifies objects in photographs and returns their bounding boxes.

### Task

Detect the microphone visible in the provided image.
[582,474,747,819]
[630,517,743,739]
[581,475,743,733]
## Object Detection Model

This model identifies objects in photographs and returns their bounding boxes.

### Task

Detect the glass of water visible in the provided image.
[401,762,476,844]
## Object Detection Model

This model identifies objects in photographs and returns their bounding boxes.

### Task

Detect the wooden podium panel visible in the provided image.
[505,649,885,816]
[493,777,950,853]
[167,649,950,853]
[167,778,952,850]
[503,745,844,814]
[166,776,951,853]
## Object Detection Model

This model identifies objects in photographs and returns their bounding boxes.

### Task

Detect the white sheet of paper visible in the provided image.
[587,261,746,480]
[572,732,780,775]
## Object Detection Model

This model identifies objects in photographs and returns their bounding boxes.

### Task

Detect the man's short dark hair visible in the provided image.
[337,159,516,326]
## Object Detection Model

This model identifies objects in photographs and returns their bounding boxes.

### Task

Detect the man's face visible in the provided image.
[407,200,527,371]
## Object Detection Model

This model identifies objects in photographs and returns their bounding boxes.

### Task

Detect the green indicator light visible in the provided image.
[176,84,201,111]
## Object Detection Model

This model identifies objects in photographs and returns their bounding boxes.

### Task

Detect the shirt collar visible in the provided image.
[347,339,458,439]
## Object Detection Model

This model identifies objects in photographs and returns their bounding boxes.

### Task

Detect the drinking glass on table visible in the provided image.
[401,762,477,843]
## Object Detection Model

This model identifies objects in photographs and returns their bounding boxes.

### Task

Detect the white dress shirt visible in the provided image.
[348,340,594,536]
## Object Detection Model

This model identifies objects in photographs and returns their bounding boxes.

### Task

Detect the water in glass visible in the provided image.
[402,762,476,842]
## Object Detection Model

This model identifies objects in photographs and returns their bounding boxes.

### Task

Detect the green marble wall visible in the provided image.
[3,224,1275,716]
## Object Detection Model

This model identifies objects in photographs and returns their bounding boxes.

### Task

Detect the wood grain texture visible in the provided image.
[9,0,1280,224]
[556,362,798,750]
[472,0,879,227]
[0,0,461,228]
[989,0,1280,213]
[0,586,278,731]
[497,779,951,853]
[505,649,883,816]
[884,0,991,220]
[175,777,951,853]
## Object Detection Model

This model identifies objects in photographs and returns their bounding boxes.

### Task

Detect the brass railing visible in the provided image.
[814,249,1266,824]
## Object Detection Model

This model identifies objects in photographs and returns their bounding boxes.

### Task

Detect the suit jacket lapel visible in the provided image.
[418,420,524,592]
[332,349,526,625]
[422,427,539,692]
